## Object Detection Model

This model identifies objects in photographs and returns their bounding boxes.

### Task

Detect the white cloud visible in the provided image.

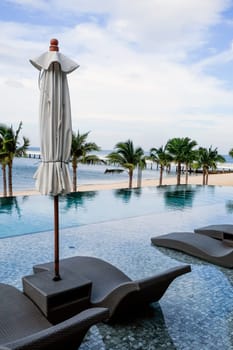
[0,0,233,153]
[8,0,230,54]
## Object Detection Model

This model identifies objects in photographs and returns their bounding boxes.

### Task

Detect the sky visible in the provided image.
[1,0,233,153]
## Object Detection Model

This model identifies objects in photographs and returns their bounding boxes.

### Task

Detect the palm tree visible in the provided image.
[166,137,197,185]
[150,145,172,186]
[182,139,198,185]
[107,140,144,188]
[71,130,101,192]
[166,137,187,185]
[229,148,233,159]
[0,122,30,196]
[0,133,8,197]
[197,146,225,185]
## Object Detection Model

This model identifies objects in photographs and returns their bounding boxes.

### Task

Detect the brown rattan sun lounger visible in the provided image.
[33,256,191,321]
[151,232,233,268]
[0,282,108,350]
[194,224,233,245]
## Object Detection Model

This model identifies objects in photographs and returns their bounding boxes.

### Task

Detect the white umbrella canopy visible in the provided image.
[30,39,79,280]
[30,40,79,195]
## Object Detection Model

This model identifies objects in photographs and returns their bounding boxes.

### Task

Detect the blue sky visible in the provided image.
[1,0,233,153]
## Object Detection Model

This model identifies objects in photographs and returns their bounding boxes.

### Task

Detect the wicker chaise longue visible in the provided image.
[33,255,191,321]
[0,282,108,350]
[0,256,191,349]
[151,224,233,268]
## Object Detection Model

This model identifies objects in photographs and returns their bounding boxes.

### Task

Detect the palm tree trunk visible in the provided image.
[1,164,7,197]
[185,164,189,185]
[202,169,205,185]
[72,164,77,192]
[159,166,163,186]
[205,171,209,185]
[177,162,181,185]
[8,162,13,196]
[129,170,133,188]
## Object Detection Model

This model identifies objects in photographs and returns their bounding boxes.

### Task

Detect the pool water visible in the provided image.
[0,185,233,238]
[1,185,233,349]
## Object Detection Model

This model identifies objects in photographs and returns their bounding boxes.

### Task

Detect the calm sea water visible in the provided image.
[1,148,233,192]
[1,149,162,192]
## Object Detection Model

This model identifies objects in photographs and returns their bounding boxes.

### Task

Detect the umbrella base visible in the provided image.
[22,269,92,324]
[53,274,62,281]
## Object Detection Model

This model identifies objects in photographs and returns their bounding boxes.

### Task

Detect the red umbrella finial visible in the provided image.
[49,39,59,51]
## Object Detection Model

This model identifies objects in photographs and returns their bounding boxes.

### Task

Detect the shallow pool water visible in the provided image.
[0,186,233,350]
[1,185,233,349]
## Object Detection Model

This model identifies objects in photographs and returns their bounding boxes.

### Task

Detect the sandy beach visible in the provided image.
[2,171,233,197]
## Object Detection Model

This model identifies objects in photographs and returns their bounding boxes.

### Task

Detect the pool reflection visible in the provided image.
[0,196,29,218]
[114,188,142,203]
[61,191,98,211]
[162,186,199,209]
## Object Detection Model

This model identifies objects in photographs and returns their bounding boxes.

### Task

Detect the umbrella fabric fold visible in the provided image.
[31,52,79,196]
[30,51,78,73]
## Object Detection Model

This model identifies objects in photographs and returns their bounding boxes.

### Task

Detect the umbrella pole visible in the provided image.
[53,195,61,281]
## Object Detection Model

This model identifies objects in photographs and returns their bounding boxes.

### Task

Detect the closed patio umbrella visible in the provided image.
[30,39,79,280]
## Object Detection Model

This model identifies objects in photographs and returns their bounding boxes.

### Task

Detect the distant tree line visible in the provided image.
[0,123,231,196]
[149,137,225,187]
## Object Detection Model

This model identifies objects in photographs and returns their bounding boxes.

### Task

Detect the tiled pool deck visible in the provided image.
[1,208,233,349]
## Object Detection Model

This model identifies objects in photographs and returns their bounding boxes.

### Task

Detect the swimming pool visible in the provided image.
[1,185,233,349]
[1,185,233,238]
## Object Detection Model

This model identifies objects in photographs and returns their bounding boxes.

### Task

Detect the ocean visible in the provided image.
[1,149,159,192]
[1,148,233,193]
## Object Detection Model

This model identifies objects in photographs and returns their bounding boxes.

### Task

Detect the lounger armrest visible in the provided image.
[3,307,109,350]
[93,282,139,319]
[137,265,191,289]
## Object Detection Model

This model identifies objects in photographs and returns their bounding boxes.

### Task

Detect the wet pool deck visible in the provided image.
[1,209,233,349]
